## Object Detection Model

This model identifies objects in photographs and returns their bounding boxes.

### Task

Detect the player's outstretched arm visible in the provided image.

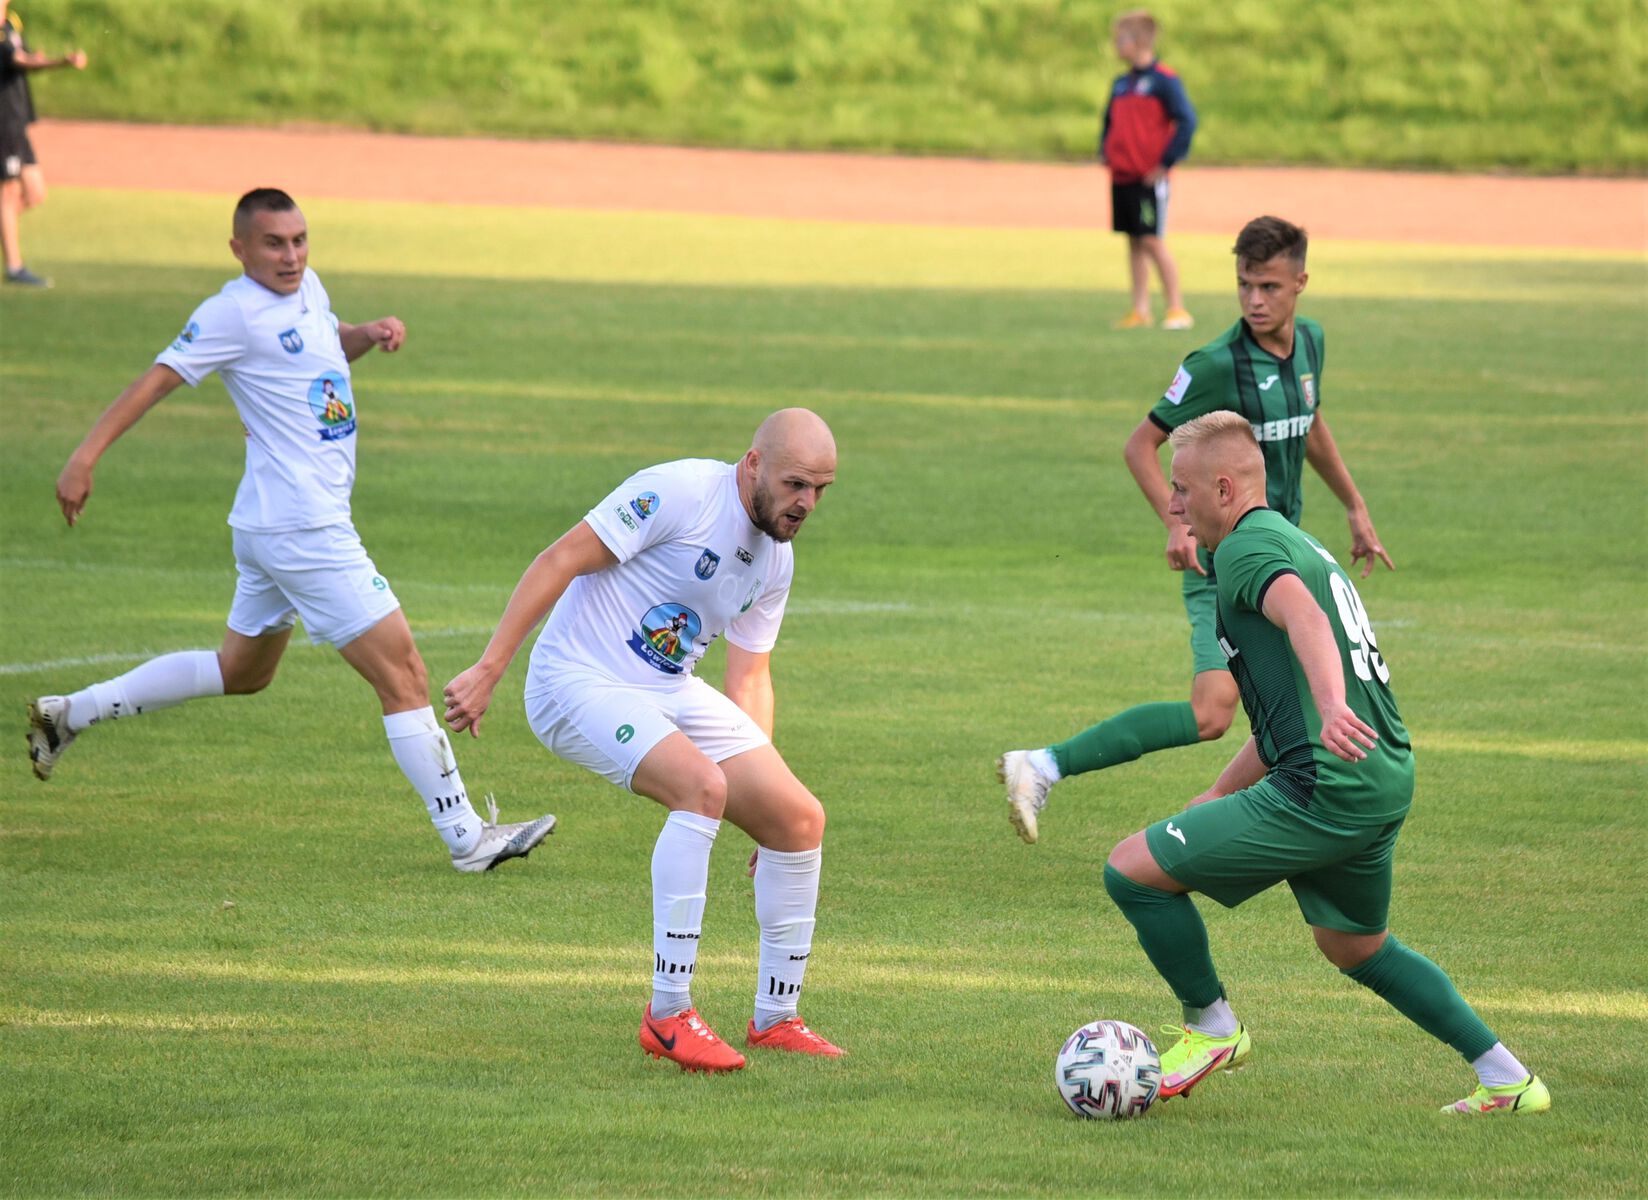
[1261,573,1378,762]
[56,364,186,527]
[337,317,406,361]
[1124,417,1204,575]
[442,522,618,736]
[1305,414,1393,578]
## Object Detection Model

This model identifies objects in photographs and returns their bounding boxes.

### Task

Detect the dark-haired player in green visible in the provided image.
[1099,410,1547,1115]
[998,216,1392,844]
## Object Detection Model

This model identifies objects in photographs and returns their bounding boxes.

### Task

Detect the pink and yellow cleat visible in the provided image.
[1156,1023,1251,1100]
[1442,1075,1550,1115]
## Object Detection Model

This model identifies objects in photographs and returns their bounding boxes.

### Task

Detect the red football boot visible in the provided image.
[745,1015,845,1057]
[638,1005,746,1073]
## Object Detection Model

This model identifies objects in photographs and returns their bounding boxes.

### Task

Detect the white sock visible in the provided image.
[65,650,224,733]
[383,707,481,856]
[1187,996,1239,1038]
[1029,747,1062,783]
[651,809,720,1019]
[752,844,822,1031]
[1471,1041,1532,1088]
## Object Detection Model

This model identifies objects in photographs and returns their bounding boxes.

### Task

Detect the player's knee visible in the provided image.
[674,767,728,820]
[787,793,826,847]
[1313,926,1386,970]
[222,660,277,696]
[1194,706,1234,741]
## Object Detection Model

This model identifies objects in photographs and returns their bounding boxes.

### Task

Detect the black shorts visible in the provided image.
[1111,179,1168,237]
[1,122,35,180]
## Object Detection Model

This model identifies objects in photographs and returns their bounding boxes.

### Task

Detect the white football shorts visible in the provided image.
[525,669,769,790]
[227,523,401,647]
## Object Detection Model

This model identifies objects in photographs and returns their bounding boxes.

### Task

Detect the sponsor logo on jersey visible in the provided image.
[629,492,660,521]
[1249,413,1315,443]
[1258,373,1280,391]
[694,549,720,580]
[1301,374,1317,409]
[628,603,702,674]
[306,372,356,441]
[1218,635,1239,660]
[616,506,639,532]
[171,321,201,352]
[740,582,761,614]
[1164,365,1192,405]
[278,328,305,355]
[735,547,753,565]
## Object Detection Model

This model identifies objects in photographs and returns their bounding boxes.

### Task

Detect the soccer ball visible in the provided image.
[1054,1019,1161,1119]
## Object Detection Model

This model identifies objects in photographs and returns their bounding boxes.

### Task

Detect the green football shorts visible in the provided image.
[1182,552,1228,676]
[1144,779,1405,934]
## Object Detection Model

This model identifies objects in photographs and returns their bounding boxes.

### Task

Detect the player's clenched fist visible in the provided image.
[365,317,406,352]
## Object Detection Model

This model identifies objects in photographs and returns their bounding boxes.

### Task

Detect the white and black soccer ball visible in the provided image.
[1054,1019,1161,1119]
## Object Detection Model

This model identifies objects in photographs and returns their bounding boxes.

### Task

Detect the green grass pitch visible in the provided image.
[2,189,1645,1196]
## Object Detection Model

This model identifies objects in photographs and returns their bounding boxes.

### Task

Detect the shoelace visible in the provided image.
[483,792,500,826]
[683,1012,722,1042]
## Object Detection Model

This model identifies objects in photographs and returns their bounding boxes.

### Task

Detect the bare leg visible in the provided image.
[1128,236,1151,318]
[1190,669,1239,741]
[1140,234,1185,312]
[1,178,23,272]
[334,609,430,715]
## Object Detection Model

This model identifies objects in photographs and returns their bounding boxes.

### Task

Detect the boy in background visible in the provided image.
[1101,9,1196,330]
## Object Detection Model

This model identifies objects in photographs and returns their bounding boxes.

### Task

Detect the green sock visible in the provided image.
[1342,936,1498,1061]
[1050,702,1199,778]
[1103,864,1223,1011]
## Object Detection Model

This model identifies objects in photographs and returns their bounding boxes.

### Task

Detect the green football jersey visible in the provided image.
[1149,317,1325,526]
[1213,508,1413,825]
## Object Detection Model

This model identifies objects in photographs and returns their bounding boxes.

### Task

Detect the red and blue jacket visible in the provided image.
[1100,61,1197,184]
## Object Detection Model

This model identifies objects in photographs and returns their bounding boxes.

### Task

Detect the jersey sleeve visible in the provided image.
[1157,74,1198,166]
[1148,348,1232,432]
[1215,526,1299,616]
[724,549,794,654]
[581,462,695,564]
[153,293,247,387]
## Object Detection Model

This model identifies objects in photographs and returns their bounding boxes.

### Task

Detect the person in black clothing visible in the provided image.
[1,0,86,288]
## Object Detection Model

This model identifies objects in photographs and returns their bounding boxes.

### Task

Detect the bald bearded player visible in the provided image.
[444,409,844,1072]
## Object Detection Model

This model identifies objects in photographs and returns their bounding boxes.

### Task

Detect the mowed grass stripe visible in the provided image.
[29,187,1648,298]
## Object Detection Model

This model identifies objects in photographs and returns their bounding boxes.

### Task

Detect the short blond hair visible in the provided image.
[1113,9,1158,45]
[1169,410,1258,453]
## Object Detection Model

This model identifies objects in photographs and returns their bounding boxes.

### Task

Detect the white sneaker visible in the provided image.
[26,696,77,781]
[450,794,556,873]
[996,750,1055,844]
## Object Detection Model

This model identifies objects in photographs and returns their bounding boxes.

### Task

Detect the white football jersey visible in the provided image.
[154,269,356,533]
[527,459,793,691]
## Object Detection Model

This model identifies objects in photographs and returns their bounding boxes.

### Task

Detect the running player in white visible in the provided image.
[26,188,554,873]
[443,409,843,1071]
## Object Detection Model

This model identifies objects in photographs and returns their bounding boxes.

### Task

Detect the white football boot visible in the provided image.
[450,794,557,872]
[26,696,77,781]
[996,750,1056,844]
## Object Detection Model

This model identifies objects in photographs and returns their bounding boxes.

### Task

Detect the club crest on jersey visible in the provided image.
[279,328,304,355]
[171,321,200,352]
[694,549,720,580]
[630,492,661,521]
[735,546,753,565]
[306,372,356,441]
[1301,374,1317,409]
[629,603,702,674]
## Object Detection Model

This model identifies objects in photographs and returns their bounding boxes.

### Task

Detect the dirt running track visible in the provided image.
[33,119,1648,252]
